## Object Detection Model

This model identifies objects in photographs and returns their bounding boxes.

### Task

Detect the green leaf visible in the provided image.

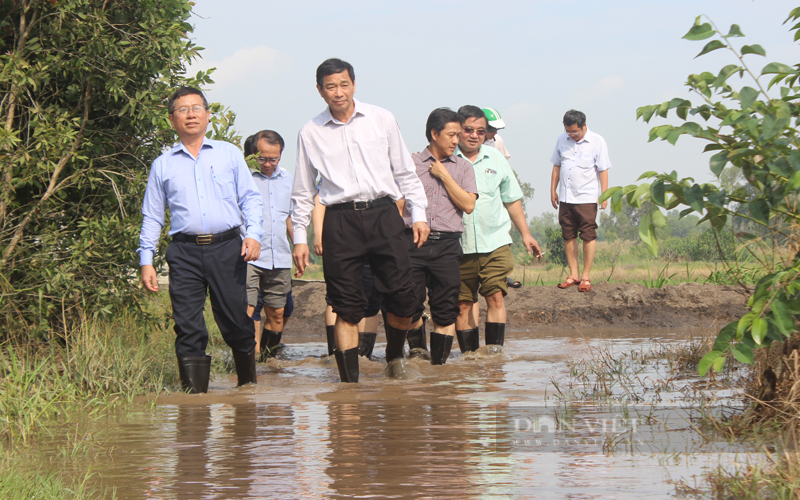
[709,151,728,177]
[631,183,651,204]
[738,86,758,110]
[770,300,795,336]
[730,343,754,364]
[683,22,715,41]
[741,44,766,57]
[748,198,770,225]
[725,24,745,37]
[699,351,723,376]
[713,64,741,88]
[650,207,667,227]
[683,184,705,214]
[786,170,800,192]
[637,171,658,181]
[638,213,652,246]
[650,180,666,206]
[599,186,621,204]
[696,40,726,58]
[751,317,767,345]
[761,62,796,75]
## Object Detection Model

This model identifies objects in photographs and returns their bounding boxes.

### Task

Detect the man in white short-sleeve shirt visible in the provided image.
[549,109,611,293]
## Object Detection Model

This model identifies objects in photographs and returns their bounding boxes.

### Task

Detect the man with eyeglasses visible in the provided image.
[291,58,429,383]
[138,86,264,393]
[454,105,542,352]
[550,109,611,293]
[245,130,294,361]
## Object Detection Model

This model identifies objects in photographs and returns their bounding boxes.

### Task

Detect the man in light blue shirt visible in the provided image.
[245,130,294,361]
[454,105,542,352]
[138,87,264,393]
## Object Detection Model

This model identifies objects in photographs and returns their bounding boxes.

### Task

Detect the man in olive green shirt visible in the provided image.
[454,105,542,351]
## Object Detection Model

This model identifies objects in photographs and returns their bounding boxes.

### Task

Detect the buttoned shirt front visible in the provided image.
[291,99,428,244]
[250,166,293,270]
[456,145,523,254]
[138,138,264,266]
[550,128,611,204]
[403,148,477,233]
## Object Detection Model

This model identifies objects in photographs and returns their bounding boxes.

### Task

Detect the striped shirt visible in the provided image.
[402,148,478,233]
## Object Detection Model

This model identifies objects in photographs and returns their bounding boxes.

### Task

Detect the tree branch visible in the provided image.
[1,87,90,270]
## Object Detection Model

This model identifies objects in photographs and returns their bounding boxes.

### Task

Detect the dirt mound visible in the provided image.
[287,281,749,338]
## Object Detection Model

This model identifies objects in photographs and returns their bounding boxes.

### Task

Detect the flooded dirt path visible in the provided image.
[32,326,761,499]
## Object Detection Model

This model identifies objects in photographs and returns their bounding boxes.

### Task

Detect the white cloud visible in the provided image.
[188,46,290,91]
[572,76,625,103]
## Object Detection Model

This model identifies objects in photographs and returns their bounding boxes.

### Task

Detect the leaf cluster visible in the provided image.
[601,9,800,373]
[0,1,238,338]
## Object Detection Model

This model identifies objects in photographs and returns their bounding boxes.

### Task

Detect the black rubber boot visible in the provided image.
[334,347,360,383]
[456,328,480,353]
[384,323,408,362]
[325,325,336,356]
[430,332,454,365]
[232,349,257,386]
[260,329,282,360]
[406,321,430,360]
[358,332,377,360]
[177,355,211,394]
[485,322,506,346]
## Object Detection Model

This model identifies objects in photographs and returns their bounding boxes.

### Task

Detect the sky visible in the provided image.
[187,0,798,219]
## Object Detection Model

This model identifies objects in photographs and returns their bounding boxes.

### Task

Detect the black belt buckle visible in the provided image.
[354,201,369,210]
[428,232,442,240]
[196,234,213,245]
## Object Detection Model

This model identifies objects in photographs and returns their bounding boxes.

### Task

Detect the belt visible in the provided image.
[172,227,240,245]
[327,196,394,211]
[406,229,461,240]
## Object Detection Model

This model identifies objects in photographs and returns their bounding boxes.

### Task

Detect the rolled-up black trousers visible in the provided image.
[322,203,417,325]
[166,236,256,358]
[407,235,463,327]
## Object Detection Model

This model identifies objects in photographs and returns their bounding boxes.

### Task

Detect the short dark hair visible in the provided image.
[457,105,488,125]
[425,107,464,142]
[253,130,285,153]
[168,87,208,114]
[243,134,257,156]
[316,58,355,87]
[563,109,586,128]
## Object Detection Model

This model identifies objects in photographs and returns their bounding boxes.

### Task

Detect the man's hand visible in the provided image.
[241,237,261,262]
[412,221,430,248]
[428,159,450,180]
[141,265,159,292]
[293,243,310,278]
[313,237,323,256]
[522,235,544,260]
[600,199,609,210]
[551,191,559,210]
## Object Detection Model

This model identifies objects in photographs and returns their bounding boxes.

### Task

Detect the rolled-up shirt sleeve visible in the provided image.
[291,132,319,244]
[233,149,265,242]
[387,118,427,223]
[138,161,166,266]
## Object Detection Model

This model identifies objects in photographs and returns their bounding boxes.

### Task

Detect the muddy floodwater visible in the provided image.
[37,327,759,499]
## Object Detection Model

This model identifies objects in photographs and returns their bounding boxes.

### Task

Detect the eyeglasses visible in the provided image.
[256,157,280,165]
[565,128,583,136]
[463,126,486,136]
[173,105,207,115]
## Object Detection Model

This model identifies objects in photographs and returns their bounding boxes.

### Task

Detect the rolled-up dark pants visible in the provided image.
[322,203,417,325]
[166,236,256,357]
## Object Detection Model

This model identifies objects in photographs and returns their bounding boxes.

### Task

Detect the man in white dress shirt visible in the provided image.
[291,58,430,382]
[550,109,611,293]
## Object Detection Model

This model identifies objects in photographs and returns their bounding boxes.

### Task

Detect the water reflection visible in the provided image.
[30,329,760,499]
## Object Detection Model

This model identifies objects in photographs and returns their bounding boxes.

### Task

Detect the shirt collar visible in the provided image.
[422,147,456,164]
[171,137,214,156]
[455,144,490,163]
[321,98,366,125]
[569,128,592,144]
[254,166,286,179]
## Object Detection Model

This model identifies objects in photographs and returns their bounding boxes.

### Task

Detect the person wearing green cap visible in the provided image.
[482,107,511,161]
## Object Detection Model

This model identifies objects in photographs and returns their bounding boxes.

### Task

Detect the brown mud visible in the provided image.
[288,281,749,339]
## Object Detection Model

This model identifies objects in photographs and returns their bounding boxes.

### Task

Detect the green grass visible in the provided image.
[0,453,114,500]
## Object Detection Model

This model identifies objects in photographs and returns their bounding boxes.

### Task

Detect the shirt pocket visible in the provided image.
[211,167,236,200]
